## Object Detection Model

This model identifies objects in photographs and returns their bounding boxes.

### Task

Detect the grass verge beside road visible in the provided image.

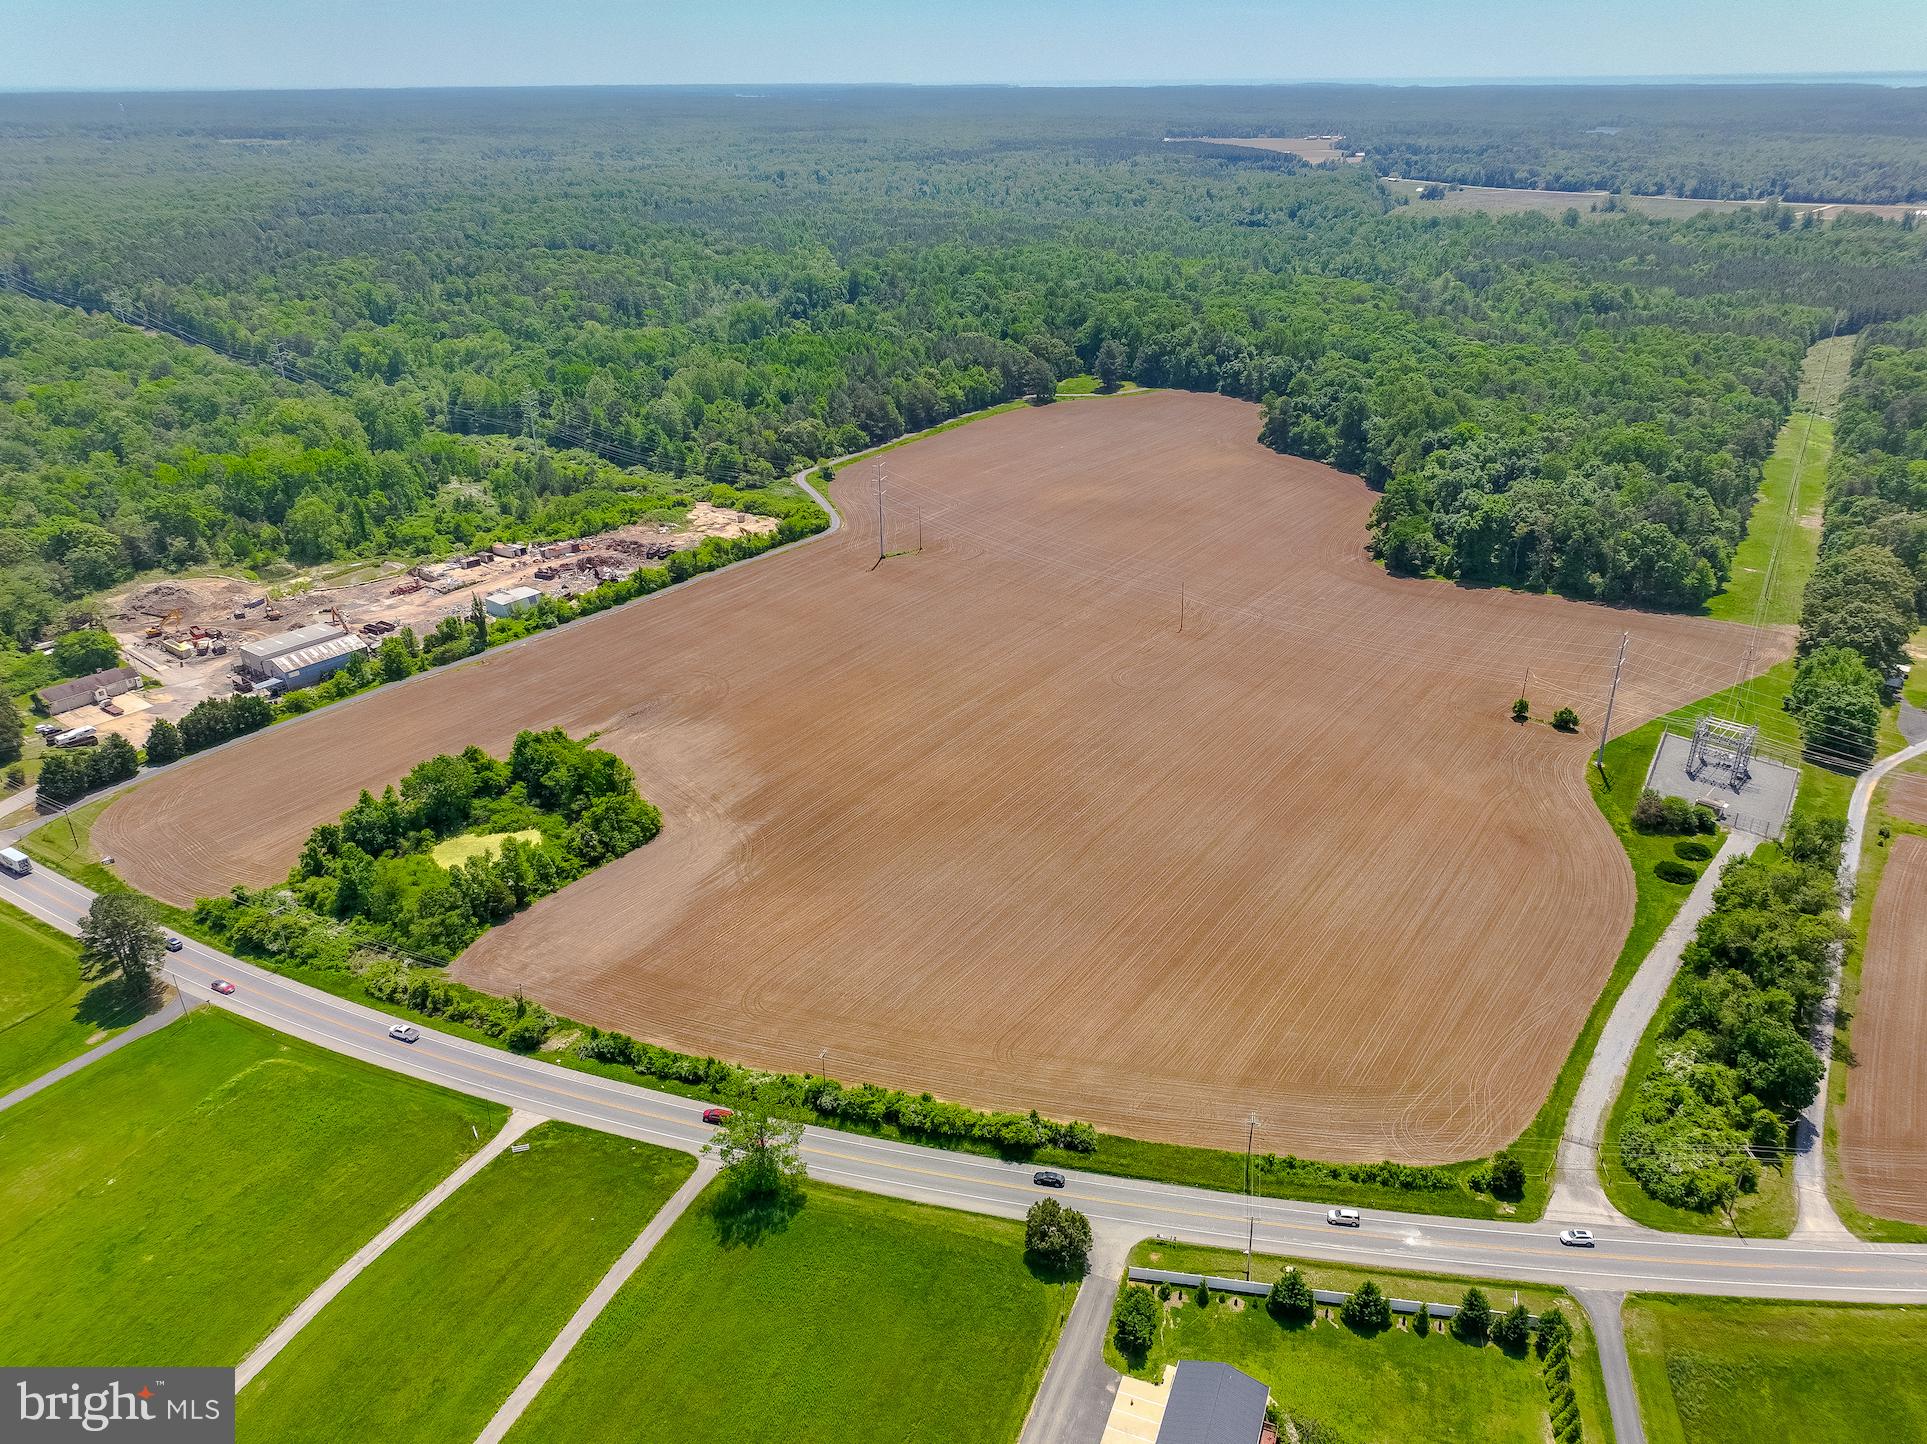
[239,1123,693,1444]
[0,897,148,1094]
[504,1181,1073,1444]
[1625,1294,1927,1444]
[1118,1241,1611,1444]
[0,1008,503,1365]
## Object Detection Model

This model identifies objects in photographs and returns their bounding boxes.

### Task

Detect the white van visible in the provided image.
[0,847,32,878]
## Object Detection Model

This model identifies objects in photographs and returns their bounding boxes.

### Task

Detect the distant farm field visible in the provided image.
[0,1009,501,1365]
[94,394,1768,1161]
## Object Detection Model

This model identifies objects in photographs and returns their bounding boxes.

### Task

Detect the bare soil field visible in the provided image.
[92,394,1773,1160]
[1839,834,1927,1224]
[1381,177,1927,223]
[1171,135,1363,163]
[1887,773,1927,826]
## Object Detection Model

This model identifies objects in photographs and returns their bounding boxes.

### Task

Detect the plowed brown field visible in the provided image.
[94,393,1779,1160]
[1886,772,1927,826]
[1839,833,1927,1224]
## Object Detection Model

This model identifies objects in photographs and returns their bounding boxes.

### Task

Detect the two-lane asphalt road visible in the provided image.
[8,858,1927,1307]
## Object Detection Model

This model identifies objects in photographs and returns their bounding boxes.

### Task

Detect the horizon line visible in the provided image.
[4,70,1927,98]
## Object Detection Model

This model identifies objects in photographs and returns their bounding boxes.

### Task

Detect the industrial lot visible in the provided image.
[43,503,778,740]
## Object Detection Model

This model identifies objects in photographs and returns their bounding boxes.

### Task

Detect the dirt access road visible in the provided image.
[93,393,1772,1161]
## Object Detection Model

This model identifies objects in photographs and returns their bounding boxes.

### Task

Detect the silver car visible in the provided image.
[1327,1208,1362,1227]
[388,1023,421,1044]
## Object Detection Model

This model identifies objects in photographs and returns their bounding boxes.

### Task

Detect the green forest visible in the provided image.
[3,87,1927,656]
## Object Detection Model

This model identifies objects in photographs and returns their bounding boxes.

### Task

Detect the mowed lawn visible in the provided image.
[0,1008,503,1365]
[0,899,148,1095]
[1626,1294,1927,1443]
[429,828,542,868]
[1120,1242,1603,1444]
[240,1123,693,1444]
[505,1182,1075,1444]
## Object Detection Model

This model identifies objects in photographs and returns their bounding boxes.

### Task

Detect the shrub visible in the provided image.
[1632,789,1718,835]
[1551,706,1580,732]
[1452,1287,1492,1341]
[1488,1150,1526,1199]
[1194,1279,1212,1309]
[1491,1302,1533,1352]
[1512,696,1529,721]
[1674,838,1714,861]
[1267,1268,1314,1322]
[1339,1280,1391,1332]
[1654,859,1699,884]
[1535,1307,1573,1357]
[1113,1286,1159,1357]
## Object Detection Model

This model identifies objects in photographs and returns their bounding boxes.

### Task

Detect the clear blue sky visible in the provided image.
[2,0,1923,91]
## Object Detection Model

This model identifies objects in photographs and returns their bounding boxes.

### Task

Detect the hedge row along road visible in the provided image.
[85,393,1771,1163]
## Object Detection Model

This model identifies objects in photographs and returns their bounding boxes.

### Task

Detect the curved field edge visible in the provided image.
[21,670,1776,1226]
[26,391,1774,1221]
[1825,760,1927,1243]
[1623,1293,1927,1444]
[1116,1239,1613,1444]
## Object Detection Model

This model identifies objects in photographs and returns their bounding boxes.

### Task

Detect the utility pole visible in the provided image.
[1178,576,1186,634]
[875,466,887,564]
[1596,632,1628,775]
[1244,1111,1259,1279]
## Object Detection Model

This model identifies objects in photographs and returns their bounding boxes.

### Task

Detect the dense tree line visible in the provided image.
[1169,81,1927,202]
[1789,314,1927,761]
[1618,817,1847,1213]
[3,88,1926,634]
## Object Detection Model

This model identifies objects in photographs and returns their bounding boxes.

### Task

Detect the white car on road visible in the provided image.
[1327,1208,1362,1227]
[388,1023,421,1044]
[1558,1228,1596,1248]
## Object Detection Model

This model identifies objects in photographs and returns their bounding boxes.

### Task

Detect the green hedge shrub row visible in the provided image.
[574,1027,1098,1155]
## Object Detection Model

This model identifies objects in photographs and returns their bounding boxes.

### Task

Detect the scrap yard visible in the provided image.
[75,503,777,735]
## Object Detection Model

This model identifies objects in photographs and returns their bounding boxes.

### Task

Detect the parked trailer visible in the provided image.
[53,726,99,748]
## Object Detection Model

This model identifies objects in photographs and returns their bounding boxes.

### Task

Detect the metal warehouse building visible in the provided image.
[237,624,368,690]
[484,586,541,618]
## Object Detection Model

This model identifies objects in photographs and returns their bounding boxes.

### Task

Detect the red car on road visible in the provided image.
[702,1107,734,1125]
[211,979,237,995]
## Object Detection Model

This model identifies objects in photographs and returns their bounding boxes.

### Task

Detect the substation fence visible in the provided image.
[1126,1268,1538,1325]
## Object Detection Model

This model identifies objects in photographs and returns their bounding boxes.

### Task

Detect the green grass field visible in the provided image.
[0,1008,503,1365]
[1117,1242,1609,1444]
[1706,329,1847,626]
[1626,1294,1927,1443]
[505,1181,1074,1444]
[428,828,542,868]
[239,1123,693,1444]
[0,898,148,1095]
[1706,413,1831,626]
